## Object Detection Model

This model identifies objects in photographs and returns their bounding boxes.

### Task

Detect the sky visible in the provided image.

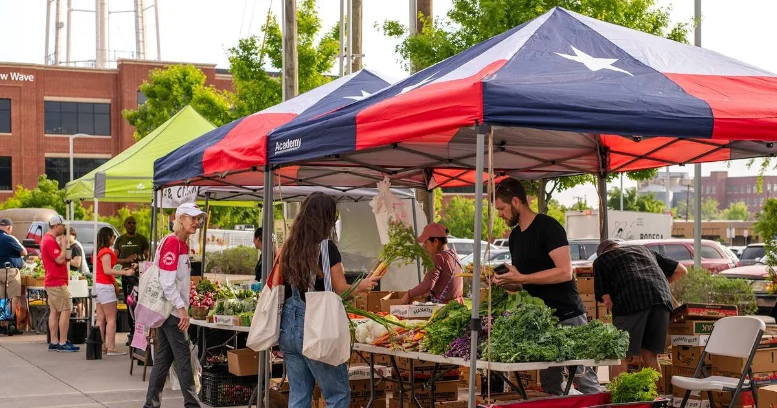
[0,0,775,208]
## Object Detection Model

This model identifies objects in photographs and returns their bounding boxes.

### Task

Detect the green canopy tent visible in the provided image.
[65,105,216,203]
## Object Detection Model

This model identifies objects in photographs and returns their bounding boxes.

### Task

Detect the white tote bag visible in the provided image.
[302,240,351,366]
[247,255,285,352]
[135,235,175,329]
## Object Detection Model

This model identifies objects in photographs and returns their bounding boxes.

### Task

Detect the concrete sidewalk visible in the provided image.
[0,333,240,408]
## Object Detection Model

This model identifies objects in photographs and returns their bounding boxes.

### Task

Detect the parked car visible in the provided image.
[720,245,741,267]
[23,220,120,271]
[461,249,512,267]
[448,238,499,260]
[587,239,736,273]
[720,260,775,315]
[728,246,746,258]
[569,239,604,265]
[739,243,767,267]
[493,239,509,248]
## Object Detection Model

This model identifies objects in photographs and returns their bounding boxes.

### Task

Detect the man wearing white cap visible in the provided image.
[40,215,80,352]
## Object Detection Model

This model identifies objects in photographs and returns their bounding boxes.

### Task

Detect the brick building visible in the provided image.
[638,171,777,219]
[0,60,232,211]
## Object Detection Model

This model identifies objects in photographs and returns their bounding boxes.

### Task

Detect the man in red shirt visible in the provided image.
[40,215,79,352]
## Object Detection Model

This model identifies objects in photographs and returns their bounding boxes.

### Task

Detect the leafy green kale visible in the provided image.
[564,319,630,361]
[479,287,546,317]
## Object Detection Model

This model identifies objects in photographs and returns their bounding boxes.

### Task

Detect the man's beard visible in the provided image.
[507,206,520,228]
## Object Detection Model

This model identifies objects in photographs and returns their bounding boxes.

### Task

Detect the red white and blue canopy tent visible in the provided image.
[155,8,777,406]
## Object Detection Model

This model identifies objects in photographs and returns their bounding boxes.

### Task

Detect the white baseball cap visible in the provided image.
[49,215,68,227]
[175,202,206,218]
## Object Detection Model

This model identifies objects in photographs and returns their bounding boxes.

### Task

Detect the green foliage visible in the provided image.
[209,207,262,230]
[755,198,777,277]
[670,267,758,315]
[122,65,231,140]
[530,198,567,226]
[479,286,546,317]
[701,198,721,221]
[607,187,665,213]
[569,199,593,211]
[205,246,259,275]
[441,196,509,240]
[0,175,85,219]
[228,0,339,117]
[722,201,750,221]
[608,368,661,403]
[434,188,443,222]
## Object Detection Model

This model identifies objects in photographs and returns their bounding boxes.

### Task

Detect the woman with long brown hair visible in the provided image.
[276,192,380,408]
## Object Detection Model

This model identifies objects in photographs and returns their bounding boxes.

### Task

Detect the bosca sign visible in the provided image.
[0,72,34,82]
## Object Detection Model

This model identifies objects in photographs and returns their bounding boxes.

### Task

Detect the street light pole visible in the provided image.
[69,133,89,222]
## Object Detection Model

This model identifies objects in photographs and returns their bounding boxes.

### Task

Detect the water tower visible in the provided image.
[44,0,162,68]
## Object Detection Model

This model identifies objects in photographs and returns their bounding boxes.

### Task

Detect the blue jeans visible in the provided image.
[280,288,350,408]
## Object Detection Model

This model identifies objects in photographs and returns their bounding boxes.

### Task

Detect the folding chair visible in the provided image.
[671,316,765,408]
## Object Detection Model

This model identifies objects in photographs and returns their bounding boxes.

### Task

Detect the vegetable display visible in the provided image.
[372,219,433,278]
[420,302,470,355]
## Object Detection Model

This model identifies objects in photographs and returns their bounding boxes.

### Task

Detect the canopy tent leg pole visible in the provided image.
[598,175,609,240]
[257,165,274,408]
[411,192,422,284]
[467,125,488,408]
[92,198,98,328]
[151,190,158,254]
[694,164,702,267]
[201,195,210,277]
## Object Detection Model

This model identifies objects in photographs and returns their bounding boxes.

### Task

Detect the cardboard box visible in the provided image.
[390,304,443,319]
[577,277,594,294]
[349,379,387,400]
[227,348,259,376]
[380,292,406,313]
[580,294,596,303]
[401,380,459,402]
[658,361,673,395]
[712,349,777,374]
[671,397,710,408]
[583,300,596,319]
[348,365,392,381]
[388,398,461,408]
[669,320,716,336]
[671,303,738,323]
[597,304,608,318]
[395,357,438,371]
[671,335,710,347]
[575,266,594,277]
[354,291,396,314]
[758,384,777,408]
[323,398,386,408]
[508,370,542,392]
[673,346,711,369]
[349,350,390,366]
[713,390,755,408]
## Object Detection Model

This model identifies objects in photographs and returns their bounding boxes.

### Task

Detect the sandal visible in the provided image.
[106,349,127,356]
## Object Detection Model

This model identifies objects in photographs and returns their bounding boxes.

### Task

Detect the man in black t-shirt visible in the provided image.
[492,178,601,395]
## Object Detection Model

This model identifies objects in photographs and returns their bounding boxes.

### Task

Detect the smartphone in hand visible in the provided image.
[493,263,510,275]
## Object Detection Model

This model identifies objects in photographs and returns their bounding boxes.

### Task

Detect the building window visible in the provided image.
[44,101,111,135]
[0,99,10,133]
[0,157,10,190]
[137,90,147,107]
[712,186,716,194]
[45,157,108,189]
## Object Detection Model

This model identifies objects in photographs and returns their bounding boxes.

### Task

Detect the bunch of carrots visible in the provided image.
[372,326,427,351]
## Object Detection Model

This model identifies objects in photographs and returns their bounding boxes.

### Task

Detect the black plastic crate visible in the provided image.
[199,368,256,407]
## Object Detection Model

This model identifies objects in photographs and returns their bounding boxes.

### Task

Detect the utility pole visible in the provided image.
[351,0,363,72]
[410,0,435,222]
[282,0,298,100]
[693,0,702,268]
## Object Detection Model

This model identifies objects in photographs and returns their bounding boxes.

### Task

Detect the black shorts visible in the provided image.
[613,304,670,356]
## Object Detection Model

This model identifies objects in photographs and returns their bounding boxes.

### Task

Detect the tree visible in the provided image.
[530,198,567,227]
[441,196,509,240]
[228,0,339,117]
[606,187,665,213]
[722,201,750,221]
[701,198,721,221]
[122,65,233,140]
[754,198,777,277]
[569,199,592,211]
[381,0,687,211]
[0,175,85,219]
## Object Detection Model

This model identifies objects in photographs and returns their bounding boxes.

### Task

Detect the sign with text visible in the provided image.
[161,186,199,208]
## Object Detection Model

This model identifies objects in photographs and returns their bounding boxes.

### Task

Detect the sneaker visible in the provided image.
[57,341,80,352]
[48,343,60,352]
[0,326,7,335]
[7,326,22,336]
